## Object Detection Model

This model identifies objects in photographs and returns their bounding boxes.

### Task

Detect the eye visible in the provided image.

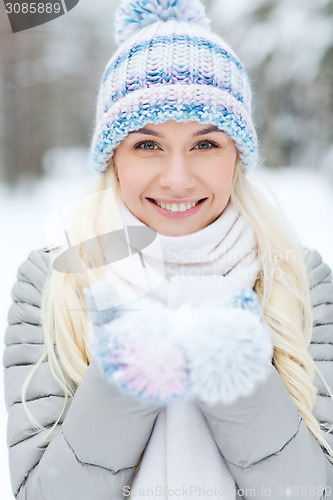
[133,141,159,151]
[193,140,219,150]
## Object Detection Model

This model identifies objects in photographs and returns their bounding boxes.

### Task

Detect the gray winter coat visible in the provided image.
[3,245,333,499]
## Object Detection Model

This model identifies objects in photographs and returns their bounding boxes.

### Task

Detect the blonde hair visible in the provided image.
[22,156,333,457]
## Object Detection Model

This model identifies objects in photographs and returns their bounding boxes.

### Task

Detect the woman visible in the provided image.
[4,0,333,499]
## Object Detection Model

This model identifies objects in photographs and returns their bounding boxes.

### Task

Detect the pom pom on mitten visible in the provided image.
[84,281,189,405]
[167,288,273,406]
[181,307,273,406]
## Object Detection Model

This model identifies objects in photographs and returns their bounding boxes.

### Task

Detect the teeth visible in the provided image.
[154,200,200,212]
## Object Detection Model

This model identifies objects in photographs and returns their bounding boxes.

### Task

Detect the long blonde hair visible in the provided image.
[22,156,333,456]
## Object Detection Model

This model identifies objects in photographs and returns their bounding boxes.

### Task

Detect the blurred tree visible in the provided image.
[0,15,48,182]
[0,0,117,185]
[208,0,333,169]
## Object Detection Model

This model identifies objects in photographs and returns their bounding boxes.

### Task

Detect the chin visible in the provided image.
[156,222,204,237]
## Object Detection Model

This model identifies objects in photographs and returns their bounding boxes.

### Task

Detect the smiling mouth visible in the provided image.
[147,197,207,213]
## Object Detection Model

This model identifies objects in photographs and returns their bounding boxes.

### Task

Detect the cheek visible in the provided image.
[118,167,135,188]
[115,152,134,184]
[116,157,150,196]
[207,158,235,195]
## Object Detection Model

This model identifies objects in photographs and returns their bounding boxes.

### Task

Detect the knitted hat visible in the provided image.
[90,0,258,174]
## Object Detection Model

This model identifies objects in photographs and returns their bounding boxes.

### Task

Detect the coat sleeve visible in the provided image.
[196,247,333,500]
[3,247,160,500]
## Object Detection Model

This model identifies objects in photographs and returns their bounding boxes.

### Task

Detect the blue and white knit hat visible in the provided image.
[90,0,258,174]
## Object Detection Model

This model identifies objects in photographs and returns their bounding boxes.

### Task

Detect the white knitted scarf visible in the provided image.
[104,198,261,500]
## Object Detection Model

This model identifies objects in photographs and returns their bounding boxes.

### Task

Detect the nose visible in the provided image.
[158,152,196,192]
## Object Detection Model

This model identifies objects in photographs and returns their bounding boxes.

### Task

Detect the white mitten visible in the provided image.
[172,292,273,406]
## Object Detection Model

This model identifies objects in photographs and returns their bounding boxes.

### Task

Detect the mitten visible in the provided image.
[178,289,273,406]
[84,280,190,406]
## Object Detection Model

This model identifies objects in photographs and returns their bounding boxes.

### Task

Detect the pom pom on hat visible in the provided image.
[115,0,211,45]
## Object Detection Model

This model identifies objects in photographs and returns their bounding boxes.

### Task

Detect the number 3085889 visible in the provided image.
[5,3,62,14]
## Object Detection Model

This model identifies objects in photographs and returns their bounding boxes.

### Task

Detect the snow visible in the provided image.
[210,0,333,83]
[0,151,333,498]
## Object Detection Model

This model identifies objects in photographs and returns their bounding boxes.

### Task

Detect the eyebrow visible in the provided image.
[128,125,223,138]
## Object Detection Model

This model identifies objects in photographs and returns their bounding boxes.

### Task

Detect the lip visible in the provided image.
[146,197,207,218]
[150,197,205,204]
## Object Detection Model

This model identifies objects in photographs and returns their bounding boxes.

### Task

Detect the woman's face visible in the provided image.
[113,120,237,236]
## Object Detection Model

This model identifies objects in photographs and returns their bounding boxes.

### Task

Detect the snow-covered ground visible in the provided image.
[1,153,333,499]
